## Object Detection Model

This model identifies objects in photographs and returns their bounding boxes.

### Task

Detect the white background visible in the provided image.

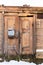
[0,0,43,7]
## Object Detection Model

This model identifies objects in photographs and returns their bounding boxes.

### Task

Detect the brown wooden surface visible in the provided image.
[20,16,34,54]
[36,19,43,58]
[4,15,19,55]
[0,13,4,55]
[36,52,43,58]
[0,5,43,58]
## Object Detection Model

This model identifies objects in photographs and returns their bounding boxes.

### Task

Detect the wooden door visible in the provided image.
[20,16,34,55]
[4,15,19,55]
